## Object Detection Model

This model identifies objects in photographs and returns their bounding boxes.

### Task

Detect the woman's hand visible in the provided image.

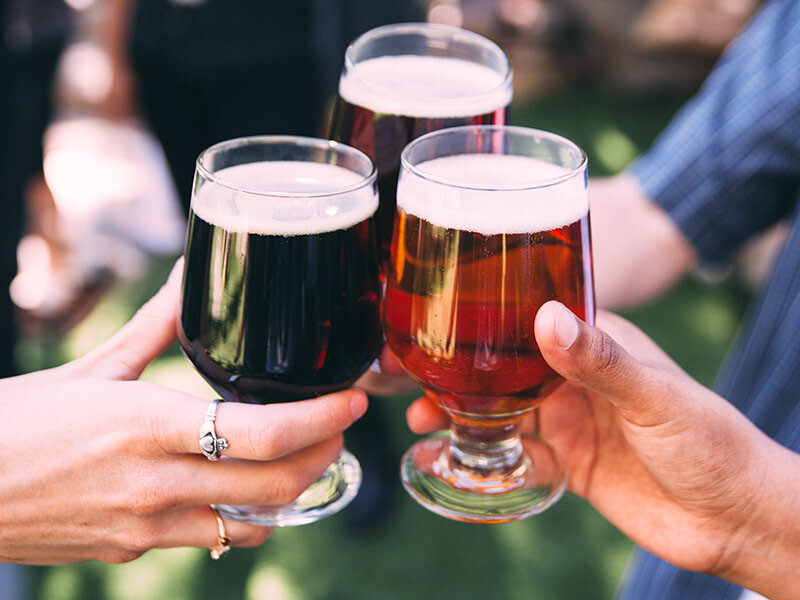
[0,263,368,564]
[406,302,800,599]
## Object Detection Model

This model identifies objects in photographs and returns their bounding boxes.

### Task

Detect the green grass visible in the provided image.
[20,89,751,600]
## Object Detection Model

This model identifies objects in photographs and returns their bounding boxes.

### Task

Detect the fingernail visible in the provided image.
[350,391,368,420]
[554,303,579,350]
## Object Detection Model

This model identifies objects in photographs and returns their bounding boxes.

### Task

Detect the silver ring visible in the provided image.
[199,399,228,461]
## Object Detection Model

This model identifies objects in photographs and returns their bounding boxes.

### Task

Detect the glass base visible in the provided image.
[400,433,567,523]
[217,449,361,527]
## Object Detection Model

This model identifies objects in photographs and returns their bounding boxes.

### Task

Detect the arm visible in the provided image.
[96,0,138,119]
[406,304,800,598]
[723,440,800,600]
[594,0,800,310]
[590,174,694,309]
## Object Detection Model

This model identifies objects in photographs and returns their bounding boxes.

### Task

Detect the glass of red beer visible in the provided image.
[384,125,594,523]
[328,23,513,265]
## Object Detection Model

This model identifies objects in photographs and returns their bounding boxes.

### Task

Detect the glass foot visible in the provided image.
[217,449,361,527]
[400,433,567,523]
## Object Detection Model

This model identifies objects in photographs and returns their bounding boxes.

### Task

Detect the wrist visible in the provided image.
[716,433,800,599]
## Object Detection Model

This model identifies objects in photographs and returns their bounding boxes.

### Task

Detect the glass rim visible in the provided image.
[195,135,377,198]
[400,125,588,191]
[343,22,513,106]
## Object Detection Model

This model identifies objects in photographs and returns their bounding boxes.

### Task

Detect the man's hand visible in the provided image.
[407,302,800,599]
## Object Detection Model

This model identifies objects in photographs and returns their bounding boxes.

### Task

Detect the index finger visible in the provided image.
[153,387,368,460]
[406,397,449,434]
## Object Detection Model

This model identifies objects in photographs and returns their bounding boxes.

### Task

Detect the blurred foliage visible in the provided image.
[20,87,752,600]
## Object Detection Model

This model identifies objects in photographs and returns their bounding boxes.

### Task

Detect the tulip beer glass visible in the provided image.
[179,136,382,526]
[384,125,594,522]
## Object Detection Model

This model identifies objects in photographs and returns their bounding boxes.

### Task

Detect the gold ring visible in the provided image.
[209,505,231,559]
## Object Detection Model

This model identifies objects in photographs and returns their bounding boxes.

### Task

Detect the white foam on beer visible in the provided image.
[338,55,511,119]
[397,154,588,235]
[192,161,378,236]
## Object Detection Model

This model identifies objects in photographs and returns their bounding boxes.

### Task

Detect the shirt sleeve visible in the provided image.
[628,0,800,267]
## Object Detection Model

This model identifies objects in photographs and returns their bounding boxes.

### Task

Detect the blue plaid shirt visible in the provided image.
[621,0,800,598]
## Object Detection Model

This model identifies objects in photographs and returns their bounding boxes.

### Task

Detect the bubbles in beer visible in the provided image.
[397,154,589,235]
[339,55,512,119]
[192,161,378,236]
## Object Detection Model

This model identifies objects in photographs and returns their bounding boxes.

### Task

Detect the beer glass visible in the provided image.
[179,136,382,526]
[328,23,513,264]
[384,125,594,522]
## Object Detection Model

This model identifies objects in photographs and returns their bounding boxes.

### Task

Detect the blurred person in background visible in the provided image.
[125,0,321,211]
[404,0,800,598]
[0,0,72,375]
[117,0,419,210]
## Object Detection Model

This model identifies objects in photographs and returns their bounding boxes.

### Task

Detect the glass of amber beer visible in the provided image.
[178,136,382,526]
[384,125,594,522]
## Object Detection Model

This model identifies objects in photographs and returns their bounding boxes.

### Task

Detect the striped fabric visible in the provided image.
[621,0,800,598]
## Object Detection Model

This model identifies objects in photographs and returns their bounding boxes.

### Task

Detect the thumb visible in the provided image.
[72,258,184,380]
[534,301,678,427]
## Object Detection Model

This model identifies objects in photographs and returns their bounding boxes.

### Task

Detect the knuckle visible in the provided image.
[247,423,287,460]
[270,471,310,505]
[116,383,165,452]
[590,332,623,376]
[126,474,175,516]
[113,521,160,553]
[318,397,349,431]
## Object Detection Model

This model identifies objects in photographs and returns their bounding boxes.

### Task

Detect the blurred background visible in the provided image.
[1,0,771,598]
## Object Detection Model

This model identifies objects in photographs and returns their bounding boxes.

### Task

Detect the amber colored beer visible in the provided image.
[388,127,590,523]
[384,153,594,421]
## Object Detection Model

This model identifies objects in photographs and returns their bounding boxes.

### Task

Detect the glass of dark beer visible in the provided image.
[328,23,513,265]
[178,136,382,526]
[384,125,594,523]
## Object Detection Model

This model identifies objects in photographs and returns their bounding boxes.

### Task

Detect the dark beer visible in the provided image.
[329,52,512,261]
[178,160,382,404]
[384,153,594,419]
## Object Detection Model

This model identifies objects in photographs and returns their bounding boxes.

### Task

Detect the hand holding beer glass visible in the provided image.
[178,136,382,526]
[384,125,594,522]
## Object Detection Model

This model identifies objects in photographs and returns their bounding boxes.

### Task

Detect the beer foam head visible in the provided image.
[397,154,588,235]
[192,161,378,235]
[339,55,511,119]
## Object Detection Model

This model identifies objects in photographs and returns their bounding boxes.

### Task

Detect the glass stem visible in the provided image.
[449,418,524,474]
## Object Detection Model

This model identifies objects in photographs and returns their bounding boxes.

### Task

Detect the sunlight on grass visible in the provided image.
[247,564,301,600]
[493,523,549,600]
[687,295,742,346]
[39,566,80,600]
[104,548,202,600]
[593,128,638,174]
